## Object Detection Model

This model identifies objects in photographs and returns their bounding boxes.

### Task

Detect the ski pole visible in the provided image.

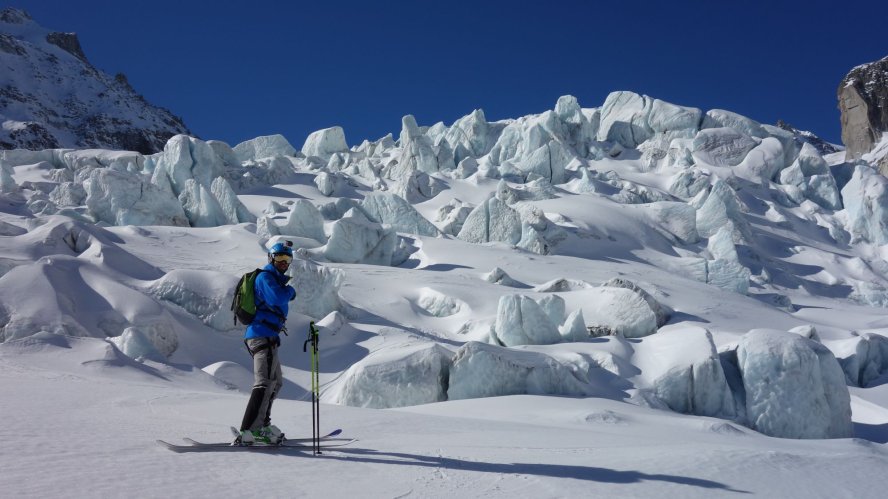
[304,321,321,454]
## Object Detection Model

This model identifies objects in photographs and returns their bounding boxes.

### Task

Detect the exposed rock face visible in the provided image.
[0,8,191,153]
[838,55,888,170]
[775,120,841,156]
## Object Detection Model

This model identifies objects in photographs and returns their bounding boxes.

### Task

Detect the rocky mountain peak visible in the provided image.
[0,8,191,153]
[0,7,31,24]
[775,120,841,156]
[45,31,88,63]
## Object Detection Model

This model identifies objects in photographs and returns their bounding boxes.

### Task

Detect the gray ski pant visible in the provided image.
[239,336,283,432]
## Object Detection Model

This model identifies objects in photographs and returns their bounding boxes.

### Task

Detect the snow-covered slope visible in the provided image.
[2,90,888,496]
[0,8,190,153]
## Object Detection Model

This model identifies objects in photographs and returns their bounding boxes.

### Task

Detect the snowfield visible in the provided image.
[2,92,888,497]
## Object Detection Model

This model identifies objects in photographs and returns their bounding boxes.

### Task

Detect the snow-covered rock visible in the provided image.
[0,162,19,193]
[144,269,236,331]
[233,134,296,162]
[695,178,749,240]
[482,267,524,287]
[314,171,342,196]
[397,115,440,174]
[701,109,767,139]
[559,309,588,342]
[582,286,659,338]
[705,223,751,295]
[597,91,654,148]
[323,208,396,265]
[444,109,499,161]
[334,343,453,408]
[392,171,446,203]
[537,294,566,329]
[447,341,589,400]
[360,192,440,237]
[667,168,710,199]
[737,329,852,439]
[735,137,784,183]
[278,200,326,243]
[492,294,562,346]
[647,99,702,139]
[601,278,671,328]
[831,333,888,387]
[84,168,188,226]
[289,258,345,319]
[178,179,228,227]
[301,127,348,160]
[417,288,464,317]
[153,135,224,197]
[840,163,888,244]
[211,177,256,224]
[109,327,166,363]
[691,128,758,167]
[643,202,699,244]
[634,327,734,418]
[435,199,473,236]
[457,197,522,245]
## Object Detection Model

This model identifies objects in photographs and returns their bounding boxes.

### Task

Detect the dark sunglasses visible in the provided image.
[272,253,293,264]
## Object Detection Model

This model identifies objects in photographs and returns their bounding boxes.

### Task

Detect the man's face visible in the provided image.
[271,253,292,272]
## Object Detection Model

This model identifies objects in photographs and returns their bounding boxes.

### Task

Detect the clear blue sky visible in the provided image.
[10,0,888,147]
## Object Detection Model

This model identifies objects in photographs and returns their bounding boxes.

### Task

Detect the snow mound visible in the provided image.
[737,329,852,439]
[416,287,464,317]
[0,220,26,236]
[533,278,595,292]
[108,327,166,362]
[642,202,699,245]
[0,255,178,356]
[332,342,453,408]
[601,278,672,328]
[482,267,524,287]
[144,269,237,331]
[203,361,253,391]
[582,286,659,338]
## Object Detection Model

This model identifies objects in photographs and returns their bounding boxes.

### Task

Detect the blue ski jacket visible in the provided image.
[244,263,296,339]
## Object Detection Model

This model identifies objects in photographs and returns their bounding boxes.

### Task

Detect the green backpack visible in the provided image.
[230,269,266,325]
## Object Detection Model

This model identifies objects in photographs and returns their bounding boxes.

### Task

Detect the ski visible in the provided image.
[156,428,354,453]
[156,438,356,453]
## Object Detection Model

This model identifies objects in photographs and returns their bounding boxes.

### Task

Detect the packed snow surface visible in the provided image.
[3,91,888,497]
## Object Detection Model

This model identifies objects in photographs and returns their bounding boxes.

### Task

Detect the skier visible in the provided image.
[236,241,296,445]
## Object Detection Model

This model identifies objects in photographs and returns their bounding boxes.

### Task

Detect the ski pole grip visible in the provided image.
[304,321,318,352]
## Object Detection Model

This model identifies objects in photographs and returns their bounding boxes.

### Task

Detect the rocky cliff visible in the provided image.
[0,8,191,154]
[838,55,888,173]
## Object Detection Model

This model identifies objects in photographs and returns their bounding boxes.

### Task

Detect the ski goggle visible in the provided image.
[271,253,293,264]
